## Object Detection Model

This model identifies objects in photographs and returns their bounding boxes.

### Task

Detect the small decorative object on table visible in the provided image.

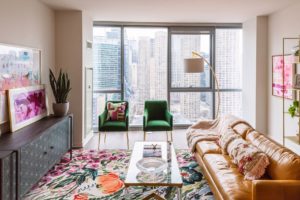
[8,85,47,132]
[143,144,162,158]
[49,69,71,117]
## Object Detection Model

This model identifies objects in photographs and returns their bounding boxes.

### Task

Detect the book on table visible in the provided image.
[143,144,162,158]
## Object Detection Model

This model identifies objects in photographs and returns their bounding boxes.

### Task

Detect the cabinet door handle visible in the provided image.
[43,151,47,155]
[50,146,54,149]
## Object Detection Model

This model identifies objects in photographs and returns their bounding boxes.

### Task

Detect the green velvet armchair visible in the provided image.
[98,101,129,149]
[143,100,173,141]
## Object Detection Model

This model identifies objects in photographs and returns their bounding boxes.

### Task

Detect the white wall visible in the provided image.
[268,2,300,144]
[55,11,93,147]
[243,18,257,128]
[82,12,94,145]
[256,16,268,133]
[55,11,83,147]
[0,0,55,132]
[242,16,268,133]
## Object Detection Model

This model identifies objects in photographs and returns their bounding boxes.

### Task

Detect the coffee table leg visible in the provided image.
[124,187,129,199]
[177,187,182,200]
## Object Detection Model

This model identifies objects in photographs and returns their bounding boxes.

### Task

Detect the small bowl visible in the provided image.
[136,158,168,174]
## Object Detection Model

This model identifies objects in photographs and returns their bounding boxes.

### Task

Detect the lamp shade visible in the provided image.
[184,58,204,73]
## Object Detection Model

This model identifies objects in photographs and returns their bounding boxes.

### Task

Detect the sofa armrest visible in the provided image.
[98,110,107,131]
[252,180,300,200]
[165,110,173,128]
[143,109,148,130]
[190,118,218,129]
[125,108,129,129]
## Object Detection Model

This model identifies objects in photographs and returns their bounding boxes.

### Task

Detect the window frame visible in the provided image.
[93,22,242,128]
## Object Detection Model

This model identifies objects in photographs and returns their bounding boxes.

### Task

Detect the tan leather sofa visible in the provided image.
[194,122,300,200]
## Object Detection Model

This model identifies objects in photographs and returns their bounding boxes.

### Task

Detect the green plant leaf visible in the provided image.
[49,68,71,103]
[53,178,76,189]
[77,175,86,185]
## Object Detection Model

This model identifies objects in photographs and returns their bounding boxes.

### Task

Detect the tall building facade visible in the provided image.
[93,27,242,127]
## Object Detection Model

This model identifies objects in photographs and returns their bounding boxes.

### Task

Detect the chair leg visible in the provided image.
[144,131,146,141]
[170,131,173,142]
[104,132,107,143]
[98,132,101,150]
[166,131,169,142]
[126,131,129,150]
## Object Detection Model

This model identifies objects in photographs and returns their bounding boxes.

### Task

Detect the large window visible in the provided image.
[93,25,243,128]
[124,28,168,126]
[170,29,213,124]
[93,27,122,126]
[215,28,243,117]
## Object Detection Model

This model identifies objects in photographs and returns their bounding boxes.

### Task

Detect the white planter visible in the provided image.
[53,102,69,117]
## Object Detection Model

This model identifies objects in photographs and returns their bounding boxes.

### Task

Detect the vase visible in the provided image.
[53,102,69,117]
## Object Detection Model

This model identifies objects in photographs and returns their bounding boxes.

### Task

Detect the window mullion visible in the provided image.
[121,26,125,100]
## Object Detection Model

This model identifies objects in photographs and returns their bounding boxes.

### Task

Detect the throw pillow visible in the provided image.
[219,128,241,154]
[227,137,270,180]
[106,102,127,121]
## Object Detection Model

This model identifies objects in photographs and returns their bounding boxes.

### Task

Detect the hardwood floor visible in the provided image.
[84,129,188,150]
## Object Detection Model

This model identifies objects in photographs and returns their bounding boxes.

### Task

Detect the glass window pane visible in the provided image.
[93,27,121,91]
[171,34,211,88]
[124,28,168,126]
[216,29,242,89]
[216,91,242,117]
[170,92,213,125]
[92,93,121,127]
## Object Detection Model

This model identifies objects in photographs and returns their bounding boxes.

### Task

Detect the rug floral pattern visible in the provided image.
[24,149,214,200]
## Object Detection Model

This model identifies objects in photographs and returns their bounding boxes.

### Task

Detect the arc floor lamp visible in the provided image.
[184,51,220,118]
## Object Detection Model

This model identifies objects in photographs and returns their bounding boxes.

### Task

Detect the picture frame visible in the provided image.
[8,85,47,132]
[0,43,41,124]
[294,74,300,89]
[272,54,294,99]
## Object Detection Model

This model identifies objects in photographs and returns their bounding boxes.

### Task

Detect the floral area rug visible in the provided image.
[24,149,214,200]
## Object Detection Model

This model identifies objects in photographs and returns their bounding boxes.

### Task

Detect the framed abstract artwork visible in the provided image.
[8,85,47,132]
[272,55,294,99]
[0,43,41,124]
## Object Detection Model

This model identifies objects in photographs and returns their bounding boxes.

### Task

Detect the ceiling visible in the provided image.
[40,0,297,23]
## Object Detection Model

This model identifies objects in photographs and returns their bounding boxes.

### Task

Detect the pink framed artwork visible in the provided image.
[8,85,47,132]
[0,43,41,124]
[272,55,294,99]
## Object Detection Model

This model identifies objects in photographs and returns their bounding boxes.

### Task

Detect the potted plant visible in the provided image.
[288,100,299,117]
[49,69,71,117]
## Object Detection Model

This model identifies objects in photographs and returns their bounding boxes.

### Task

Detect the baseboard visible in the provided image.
[83,130,94,147]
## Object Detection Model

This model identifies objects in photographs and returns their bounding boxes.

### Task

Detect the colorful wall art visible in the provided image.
[272,55,294,99]
[0,43,41,124]
[8,85,47,132]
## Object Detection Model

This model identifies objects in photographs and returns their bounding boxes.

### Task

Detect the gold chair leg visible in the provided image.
[126,131,129,150]
[98,132,101,150]
[166,131,169,142]
[104,132,107,143]
[170,131,173,142]
[144,131,146,141]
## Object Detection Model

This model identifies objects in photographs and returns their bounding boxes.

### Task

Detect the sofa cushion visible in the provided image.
[219,128,241,154]
[227,137,269,180]
[232,122,253,138]
[195,141,222,157]
[102,121,127,131]
[203,154,252,200]
[246,131,300,180]
[145,120,171,131]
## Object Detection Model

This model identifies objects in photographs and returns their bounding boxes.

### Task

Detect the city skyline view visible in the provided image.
[92,27,242,127]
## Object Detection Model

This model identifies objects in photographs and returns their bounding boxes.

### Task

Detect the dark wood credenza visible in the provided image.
[0,114,73,200]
